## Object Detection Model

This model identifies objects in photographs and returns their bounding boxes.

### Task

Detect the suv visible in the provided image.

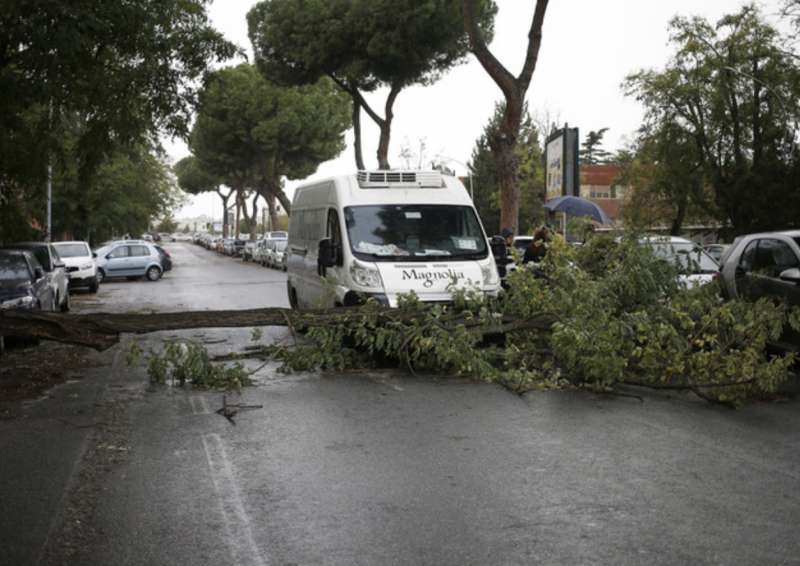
[52,241,99,293]
[1,242,70,311]
[94,242,165,282]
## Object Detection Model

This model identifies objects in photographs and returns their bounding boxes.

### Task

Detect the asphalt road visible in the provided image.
[2,242,800,565]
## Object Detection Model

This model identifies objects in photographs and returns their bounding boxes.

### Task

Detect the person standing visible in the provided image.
[523,226,550,264]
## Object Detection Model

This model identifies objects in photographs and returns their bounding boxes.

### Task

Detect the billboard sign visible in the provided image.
[545,125,579,201]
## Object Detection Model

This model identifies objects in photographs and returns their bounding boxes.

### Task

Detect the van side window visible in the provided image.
[753,239,799,278]
[738,241,758,273]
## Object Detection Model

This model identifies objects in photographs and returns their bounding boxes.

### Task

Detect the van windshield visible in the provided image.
[344,205,488,262]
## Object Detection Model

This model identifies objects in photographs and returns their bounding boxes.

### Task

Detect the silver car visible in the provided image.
[94,242,165,282]
[719,231,800,302]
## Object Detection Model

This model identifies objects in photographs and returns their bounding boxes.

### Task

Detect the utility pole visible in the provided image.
[46,98,53,242]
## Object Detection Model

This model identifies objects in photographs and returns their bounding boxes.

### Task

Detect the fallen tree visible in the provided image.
[0,305,553,351]
[2,235,798,407]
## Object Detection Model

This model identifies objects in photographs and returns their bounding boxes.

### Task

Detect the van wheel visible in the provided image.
[288,284,299,310]
[89,278,99,293]
[146,266,162,281]
[96,269,105,284]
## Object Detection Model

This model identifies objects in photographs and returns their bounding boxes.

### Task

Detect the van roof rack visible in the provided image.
[356,170,444,189]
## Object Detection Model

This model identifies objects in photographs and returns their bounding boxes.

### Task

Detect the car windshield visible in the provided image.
[647,242,719,274]
[0,255,30,280]
[53,243,89,258]
[345,205,487,262]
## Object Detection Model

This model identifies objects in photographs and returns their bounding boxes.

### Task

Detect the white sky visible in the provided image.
[170,0,786,220]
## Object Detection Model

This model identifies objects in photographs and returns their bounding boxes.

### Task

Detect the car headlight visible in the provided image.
[482,262,499,286]
[1,295,35,309]
[349,260,384,290]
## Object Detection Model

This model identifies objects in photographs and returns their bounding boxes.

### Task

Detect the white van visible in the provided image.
[286,170,501,308]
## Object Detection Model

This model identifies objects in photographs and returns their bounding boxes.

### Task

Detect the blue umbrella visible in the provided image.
[543,196,612,225]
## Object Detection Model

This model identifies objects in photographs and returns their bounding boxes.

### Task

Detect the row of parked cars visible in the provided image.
[194,232,288,271]
[0,238,172,314]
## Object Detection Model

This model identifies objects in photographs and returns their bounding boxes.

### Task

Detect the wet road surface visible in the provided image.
[2,242,800,565]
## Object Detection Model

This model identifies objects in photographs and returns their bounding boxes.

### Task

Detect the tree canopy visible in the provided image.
[248,0,496,169]
[0,0,233,242]
[188,64,350,216]
[624,6,800,235]
[580,128,613,165]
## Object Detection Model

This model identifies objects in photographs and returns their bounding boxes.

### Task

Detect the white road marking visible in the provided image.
[201,433,268,566]
[190,395,211,415]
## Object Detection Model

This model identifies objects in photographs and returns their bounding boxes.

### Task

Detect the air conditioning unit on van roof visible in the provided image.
[356,170,444,189]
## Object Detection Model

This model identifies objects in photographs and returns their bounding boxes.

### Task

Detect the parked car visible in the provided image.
[242,239,259,262]
[94,242,166,282]
[52,241,99,293]
[267,239,288,269]
[703,243,729,264]
[719,231,800,348]
[640,236,719,289]
[0,250,56,311]
[153,245,173,272]
[1,242,70,311]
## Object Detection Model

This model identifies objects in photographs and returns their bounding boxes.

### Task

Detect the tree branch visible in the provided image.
[517,0,549,90]
[462,0,517,100]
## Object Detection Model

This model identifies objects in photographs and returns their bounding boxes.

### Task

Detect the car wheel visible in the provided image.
[89,278,99,293]
[96,269,105,284]
[146,266,162,281]
[60,291,70,312]
[288,285,298,310]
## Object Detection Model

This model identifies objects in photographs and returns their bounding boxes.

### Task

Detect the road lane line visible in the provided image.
[201,433,268,566]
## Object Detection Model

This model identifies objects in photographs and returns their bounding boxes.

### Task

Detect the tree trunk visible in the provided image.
[235,192,241,238]
[217,191,231,238]
[491,99,523,234]
[376,83,402,171]
[0,306,554,352]
[267,197,279,232]
[352,98,366,170]
[463,0,549,236]
[670,195,688,236]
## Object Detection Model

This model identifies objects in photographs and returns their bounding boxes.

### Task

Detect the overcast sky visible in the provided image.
[170,0,786,220]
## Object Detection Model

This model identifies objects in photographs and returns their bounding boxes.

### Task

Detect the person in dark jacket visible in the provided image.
[523,227,551,264]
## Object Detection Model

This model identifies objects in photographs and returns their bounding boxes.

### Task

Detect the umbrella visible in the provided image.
[543,196,612,225]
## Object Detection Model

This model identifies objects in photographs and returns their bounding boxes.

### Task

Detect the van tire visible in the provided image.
[288,284,298,310]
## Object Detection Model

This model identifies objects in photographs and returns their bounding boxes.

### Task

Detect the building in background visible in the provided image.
[579,164,626,224]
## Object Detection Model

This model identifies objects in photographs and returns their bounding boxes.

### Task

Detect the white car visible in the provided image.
[640,236,719,288]
[52,241,99,293]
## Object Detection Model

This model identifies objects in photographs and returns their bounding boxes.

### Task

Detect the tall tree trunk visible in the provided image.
[463,0,549,236]
[376,83,401,170]
[352,98,366,170]
[267,196,279,231]
[670,195,688,236]
[235,191,241,238]
[217,190,231,238]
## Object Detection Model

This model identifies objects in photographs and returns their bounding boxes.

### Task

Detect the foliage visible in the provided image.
[618,121,714,234]
[470,103,546,234]
[244,232,798,407]
[156,218,178,234]
[248,0,496,168]
[579,128,613,165]
[189,64,350,212]
[624,6,800,235]
[128,341,252,391]
[1,1,232,243]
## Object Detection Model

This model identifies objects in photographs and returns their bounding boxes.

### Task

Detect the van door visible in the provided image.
[300,208,336,308]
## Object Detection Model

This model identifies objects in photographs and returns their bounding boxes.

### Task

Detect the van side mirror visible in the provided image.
[92,252,97,259]
[490,236,507,260]
[34,267,45,280]
[779,267,800,284]
[318,238,336,269]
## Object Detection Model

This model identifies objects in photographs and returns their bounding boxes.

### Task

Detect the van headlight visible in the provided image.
[350,260,383,290]
[80,263,94,270]
[481,262,499,286]
[1,295,35,309]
